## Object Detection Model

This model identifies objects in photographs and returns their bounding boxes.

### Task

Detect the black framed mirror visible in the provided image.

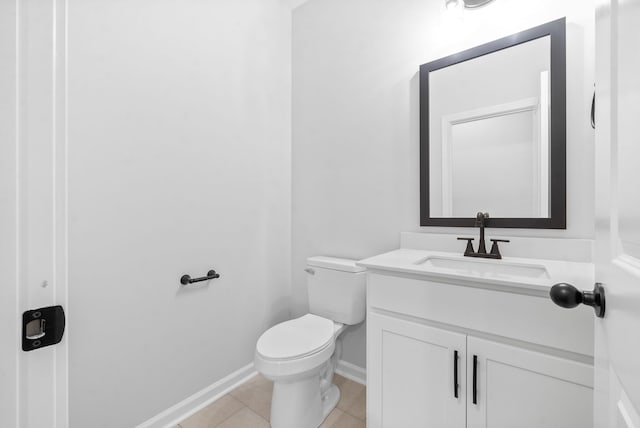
[420,18,566,228]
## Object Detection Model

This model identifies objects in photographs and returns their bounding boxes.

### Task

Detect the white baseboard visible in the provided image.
[335,360,366,385]
[136,363,257,428]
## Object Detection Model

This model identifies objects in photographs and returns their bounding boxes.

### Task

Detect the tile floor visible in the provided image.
[176,373,366,428]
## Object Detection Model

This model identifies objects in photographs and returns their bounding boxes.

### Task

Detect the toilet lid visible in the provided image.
[256,314,335,360]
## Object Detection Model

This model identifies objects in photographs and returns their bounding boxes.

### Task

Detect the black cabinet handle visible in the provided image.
[591,89,596,129]
[453,350,459,399]
[472,355,478,405]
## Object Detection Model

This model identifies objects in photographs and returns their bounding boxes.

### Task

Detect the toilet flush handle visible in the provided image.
[304,268,315,275]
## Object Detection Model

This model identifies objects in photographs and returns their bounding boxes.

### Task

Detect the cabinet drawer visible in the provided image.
[367,272,594,357]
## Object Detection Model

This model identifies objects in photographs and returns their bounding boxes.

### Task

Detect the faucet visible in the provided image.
[475,212,489,254]
[457,212,509,259]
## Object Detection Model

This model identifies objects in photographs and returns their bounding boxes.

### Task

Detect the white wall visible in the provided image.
[292,0,595,368]
[67,1,291,426]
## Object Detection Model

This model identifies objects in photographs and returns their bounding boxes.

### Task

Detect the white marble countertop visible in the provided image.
[357,248,595,295]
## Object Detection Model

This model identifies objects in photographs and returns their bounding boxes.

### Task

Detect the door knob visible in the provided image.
[549,282,606,318]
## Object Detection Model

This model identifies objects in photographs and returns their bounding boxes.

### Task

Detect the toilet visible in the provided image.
[254,256,366,428]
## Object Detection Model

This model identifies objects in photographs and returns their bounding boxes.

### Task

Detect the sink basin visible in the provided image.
[415,256,549,279]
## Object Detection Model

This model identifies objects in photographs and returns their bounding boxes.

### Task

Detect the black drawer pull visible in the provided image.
[453,350,459,399]
[472,354,478,405]
[591,89,596,129]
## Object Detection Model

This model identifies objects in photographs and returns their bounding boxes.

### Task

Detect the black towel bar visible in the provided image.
[180,270,220,285]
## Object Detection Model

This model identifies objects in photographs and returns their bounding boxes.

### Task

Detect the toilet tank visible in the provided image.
[306,256,366,325]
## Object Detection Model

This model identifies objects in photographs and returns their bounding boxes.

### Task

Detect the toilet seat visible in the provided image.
[255,314,344,379]
[256,314,335,361]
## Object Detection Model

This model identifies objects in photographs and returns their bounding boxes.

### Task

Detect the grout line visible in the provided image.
[322,410,338,428]
[211,402,247,428]
[227,379,272,417]
[343,409,367,423]
[227,391,248,408]
[228,395,267,420]
[244,407,270,425]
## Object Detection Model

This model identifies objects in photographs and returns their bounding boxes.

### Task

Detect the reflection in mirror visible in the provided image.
[420,18,566,228]
[429,36,550,218]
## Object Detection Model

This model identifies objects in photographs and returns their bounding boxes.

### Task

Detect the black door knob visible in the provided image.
[549,282,606,318]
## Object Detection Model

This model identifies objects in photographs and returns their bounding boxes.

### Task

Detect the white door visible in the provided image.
[466,337,593,428]
[593,0,640,426]
[368,312,466,428]
[0,2,19,425]
[0,2,69,427]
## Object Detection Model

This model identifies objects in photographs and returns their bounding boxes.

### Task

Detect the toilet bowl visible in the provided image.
[255,314,347,428]
[254,256,366,428]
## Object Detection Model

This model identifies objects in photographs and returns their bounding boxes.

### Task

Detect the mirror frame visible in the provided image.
[419,18,566,229]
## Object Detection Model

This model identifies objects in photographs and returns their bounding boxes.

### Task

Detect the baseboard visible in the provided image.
[335,360,366,385]
[136,363,257,428]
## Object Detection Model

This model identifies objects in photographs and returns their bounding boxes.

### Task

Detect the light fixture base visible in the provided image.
[445,0,461,10]
[463,0,495,8]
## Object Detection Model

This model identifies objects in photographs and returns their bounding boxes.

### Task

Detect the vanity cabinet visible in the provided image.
[466,336,592,428]
[368,313,466,428]
[365,270,595,428]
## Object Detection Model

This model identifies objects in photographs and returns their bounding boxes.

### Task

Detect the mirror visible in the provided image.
[420,18,566,228]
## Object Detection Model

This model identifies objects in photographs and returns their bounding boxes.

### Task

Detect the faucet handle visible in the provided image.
[457,237,475,256]
[489,239,510,259]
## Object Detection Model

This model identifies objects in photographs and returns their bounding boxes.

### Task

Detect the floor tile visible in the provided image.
[319,408,345,428]
[344,387,366,420]
[331,411,366,428]
[216,407,270,428]
[179,395,244,428]
[333,374,347,385]
[179,372,366,427]
[334,375,366,414]
[229,374,273,420]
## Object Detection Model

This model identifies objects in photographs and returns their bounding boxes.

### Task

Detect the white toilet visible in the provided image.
[254,256,366,428]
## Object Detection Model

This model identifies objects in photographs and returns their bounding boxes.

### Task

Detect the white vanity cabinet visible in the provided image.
[368,312,466,428]
[363,258,595,428]
[466,336,592,428]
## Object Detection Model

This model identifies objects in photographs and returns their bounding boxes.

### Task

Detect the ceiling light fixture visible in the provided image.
[445,0,461,9]
[446,0,496,9]
[463,0,496,8]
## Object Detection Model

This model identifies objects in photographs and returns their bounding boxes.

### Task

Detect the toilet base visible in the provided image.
[322,384,340,419]
[260,323,349,428]
[270,375,323,428]
[269,376,341,428]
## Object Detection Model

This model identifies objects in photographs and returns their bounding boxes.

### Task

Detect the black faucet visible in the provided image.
[457,212,509,259]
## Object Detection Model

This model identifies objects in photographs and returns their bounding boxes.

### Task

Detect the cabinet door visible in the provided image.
[368,312,466,428]
[467,336,593,428]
